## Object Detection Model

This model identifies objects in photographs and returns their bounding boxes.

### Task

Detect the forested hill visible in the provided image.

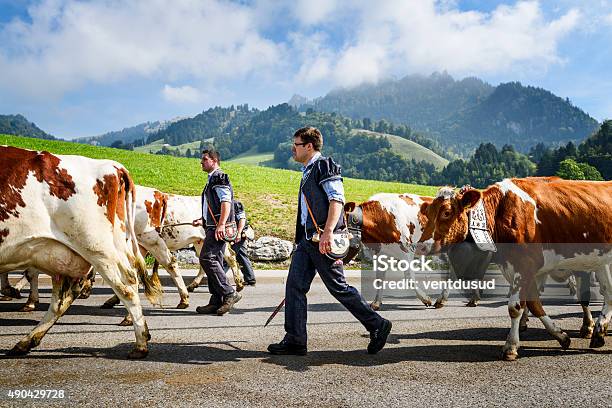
[74,121,172,147]
[146,103,446,184]
[295,73,599,155]
[0,114,55,140]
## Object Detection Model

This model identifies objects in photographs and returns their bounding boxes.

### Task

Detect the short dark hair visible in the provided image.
[201,148,220,163]
[293,127,322,151]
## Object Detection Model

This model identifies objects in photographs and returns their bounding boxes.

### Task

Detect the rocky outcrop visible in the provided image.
[246,236,294,261]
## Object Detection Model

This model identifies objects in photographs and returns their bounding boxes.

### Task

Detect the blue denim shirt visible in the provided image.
[202,168,232,219]
[300,152,345,226]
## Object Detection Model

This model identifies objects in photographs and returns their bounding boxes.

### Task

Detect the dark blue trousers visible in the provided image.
[283,238,384,346]
[230,239,256,282]
[199,228,235,306]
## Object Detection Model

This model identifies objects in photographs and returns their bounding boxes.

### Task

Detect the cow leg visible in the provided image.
[95,263,151,359]
[434,262,453,309]
[370,268,385,311]
[591,265,612,348]
[101,294,120,309]
[466,287,481,307]
[160,257,190,309]
[8,275,86,356]
[411,268,432,307]
[0,273,22,300]
[187,241,207,292]
[20,270,39,312]
[573,272,594,338]
[519,308,529,332]
[527,299,571,349]
[225,246,244,292]
[502,281,524,362]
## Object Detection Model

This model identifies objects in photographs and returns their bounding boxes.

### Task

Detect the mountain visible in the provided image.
[75,118,183,146]
[297,72,599,155]
[0,114,55,140]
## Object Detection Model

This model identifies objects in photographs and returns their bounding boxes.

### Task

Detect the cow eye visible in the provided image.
[441,210,452,219]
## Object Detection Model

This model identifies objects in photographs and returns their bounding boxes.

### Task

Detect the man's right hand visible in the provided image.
[192,218,203,227]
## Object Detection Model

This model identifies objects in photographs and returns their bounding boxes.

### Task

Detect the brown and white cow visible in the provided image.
[419,177,612,360]
[345,193,491,309]
[11,185,243,314]
[131,186,242,302]
[0,146,162,358]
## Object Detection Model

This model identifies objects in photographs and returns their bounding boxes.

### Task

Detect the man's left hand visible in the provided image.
[319,229,333,254]
[215,223,226,241]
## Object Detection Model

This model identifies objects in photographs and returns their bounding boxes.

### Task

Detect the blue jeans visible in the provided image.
[283,238,384,346]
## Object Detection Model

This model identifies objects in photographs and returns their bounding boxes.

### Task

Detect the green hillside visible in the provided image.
[134,138,205,155]
[2,134,438,240]
[351,129,449,169]
[227,147,274,165]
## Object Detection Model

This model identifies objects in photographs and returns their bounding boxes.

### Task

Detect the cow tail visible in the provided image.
[122,170,163,306]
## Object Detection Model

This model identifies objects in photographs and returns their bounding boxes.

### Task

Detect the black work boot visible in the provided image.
[196,303,219,315]
[267,339,307,356]
[367,319,392,354]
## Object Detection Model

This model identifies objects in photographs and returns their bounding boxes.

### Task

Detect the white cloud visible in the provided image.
[0,0,589,101]
[605,12,612,25]
[293,0,338,26]
[162,85,203,104]
[0,0,283,99]
[290,0,582,88]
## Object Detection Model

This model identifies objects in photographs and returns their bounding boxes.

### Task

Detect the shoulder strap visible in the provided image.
[303,194,322,235]
[206,197,218,226]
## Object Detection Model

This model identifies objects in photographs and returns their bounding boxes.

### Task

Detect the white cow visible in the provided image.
[101,185,243,313]
[0,146,162,358]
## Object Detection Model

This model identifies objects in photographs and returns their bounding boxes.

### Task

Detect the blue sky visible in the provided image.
[0,0,610,139]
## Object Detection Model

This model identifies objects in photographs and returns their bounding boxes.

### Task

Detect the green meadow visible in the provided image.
[2,134,439,240]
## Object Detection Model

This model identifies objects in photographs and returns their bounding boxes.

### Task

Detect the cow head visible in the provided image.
[418,187,481,252]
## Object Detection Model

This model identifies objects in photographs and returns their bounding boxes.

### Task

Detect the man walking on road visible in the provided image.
[267,127,392,356]
[192,149,241,316]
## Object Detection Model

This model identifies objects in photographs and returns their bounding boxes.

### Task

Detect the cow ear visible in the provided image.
[420,202,430,215]
[344,202,356,213]
[460,190,481,210]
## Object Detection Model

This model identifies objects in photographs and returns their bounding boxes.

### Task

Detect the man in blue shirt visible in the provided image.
[267,127,391,356]
[225,200,256,285]
[192,149,241,315]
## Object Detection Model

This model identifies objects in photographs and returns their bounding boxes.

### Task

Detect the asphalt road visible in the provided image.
[0,272,610,407]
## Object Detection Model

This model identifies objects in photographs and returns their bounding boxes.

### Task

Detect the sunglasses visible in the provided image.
[293,142,308,147]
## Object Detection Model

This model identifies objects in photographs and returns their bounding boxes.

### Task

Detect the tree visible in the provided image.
[556,159,585,180]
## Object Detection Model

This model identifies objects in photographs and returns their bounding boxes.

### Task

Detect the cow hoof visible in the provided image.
[100,302,115,309]
[118,317,133,327]
[78,290,92,299]
[465,300,478,307]
[127,348,148,359]
[433,299,445,309]
[370,302,381,311]
[1,287,22,299]
[590,333,606,348]
[7,343,30,357]
[558,333,571,350]
[519,323,528,333]
[186,284,197,293]
[176,301,189,309]
[19,303,37,313]
[502,349,518,361]
[579,323,594,339]
[421,298,433,307]
[236,283,245,292]
[0,295,13,301]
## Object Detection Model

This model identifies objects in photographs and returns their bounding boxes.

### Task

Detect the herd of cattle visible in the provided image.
[0,145,610,361]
